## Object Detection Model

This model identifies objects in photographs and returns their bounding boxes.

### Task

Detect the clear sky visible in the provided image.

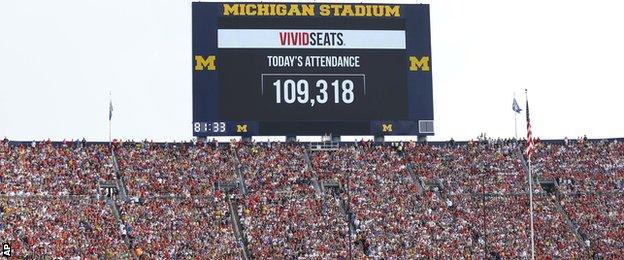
[1,0,622,142]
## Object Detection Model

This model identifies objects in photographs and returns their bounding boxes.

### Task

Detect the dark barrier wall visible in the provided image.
[7,138,623,147]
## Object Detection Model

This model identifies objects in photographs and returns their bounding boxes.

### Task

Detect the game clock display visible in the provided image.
[193,2,434,136]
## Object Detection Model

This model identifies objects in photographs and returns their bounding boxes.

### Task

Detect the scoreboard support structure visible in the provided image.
[197,134,427,143]
[242,136,253,143]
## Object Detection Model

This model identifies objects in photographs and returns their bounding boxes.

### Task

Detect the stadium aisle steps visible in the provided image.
[553,192,591,255]
[303,148,323,193]
[106,199,134,256]
[227,195,252,260]
[349,146,373,257]
[232,149,248,196]
[110,149,128,200]
[406,163,425,195]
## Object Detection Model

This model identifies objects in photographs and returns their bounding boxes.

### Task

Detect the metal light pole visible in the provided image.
[481,170,488,258]
[347,168,353,260]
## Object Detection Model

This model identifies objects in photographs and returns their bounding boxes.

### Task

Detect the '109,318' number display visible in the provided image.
[273,78,355,106]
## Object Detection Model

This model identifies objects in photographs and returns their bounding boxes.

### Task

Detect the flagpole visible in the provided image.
[525,89,535,260]
[109,91,112,146]
[528,155,535,260]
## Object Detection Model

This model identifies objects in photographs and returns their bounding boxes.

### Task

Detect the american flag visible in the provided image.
[525,92,534,157]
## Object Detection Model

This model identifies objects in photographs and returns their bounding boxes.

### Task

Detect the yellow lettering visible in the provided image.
[223,4,238,16]
[276,4,287,16]
[269,4,276,16]
[194,55,216,71]
[224,4,399,18]
[257,4,269,16]
[301,4,315,16]
[409,56,430,72]
[236,124,248,133]
[385,6,400,17]
[245,4,256,15]
[319,5,330,16]
[372,5,384,17]
[330,5,342,16]
[382,124,393,132]
[287,4,301,16]
[354,5,366,16]
[341,5,354,16]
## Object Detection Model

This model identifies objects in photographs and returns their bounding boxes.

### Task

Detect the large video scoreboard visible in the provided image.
[193,2,433,136]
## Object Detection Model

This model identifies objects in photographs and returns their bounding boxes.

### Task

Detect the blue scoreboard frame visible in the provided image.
[193,2,434,136]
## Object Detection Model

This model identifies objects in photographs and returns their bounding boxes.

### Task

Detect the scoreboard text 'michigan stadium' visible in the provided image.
[192,2,433,136]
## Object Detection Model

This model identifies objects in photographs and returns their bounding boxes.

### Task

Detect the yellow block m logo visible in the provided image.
[194,55,216,71]
[409,56,430,72]
[382,124,393,132]
[236,124,248,133]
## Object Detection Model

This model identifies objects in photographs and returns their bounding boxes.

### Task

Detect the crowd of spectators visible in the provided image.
[406,140,527,195]
[310,140,621,258]
[112,141,243,257]
[1,139,243,258]
[1,137,623,258]
[235,142,311,194]
[240,184,351,258]
[310,146,359,183]
[452,194,584,258]
[1,140,114,196]
[118,195,240,258]
[561,193,624,258]
[0,196,127,258]
[533,139,624,193]
[114,141,237,197]
[235,142,358,258]
[312,145,474,258]
[532,138,623,258]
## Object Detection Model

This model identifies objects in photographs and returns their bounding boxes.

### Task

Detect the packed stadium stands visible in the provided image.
[0,137,622,258]
[0,196,127,258]
[118,196,239,258]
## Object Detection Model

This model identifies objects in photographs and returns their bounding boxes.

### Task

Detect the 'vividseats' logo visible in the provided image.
[278,32,344,46]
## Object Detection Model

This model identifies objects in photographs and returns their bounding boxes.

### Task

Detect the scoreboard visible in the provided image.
[193,2,433,136]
